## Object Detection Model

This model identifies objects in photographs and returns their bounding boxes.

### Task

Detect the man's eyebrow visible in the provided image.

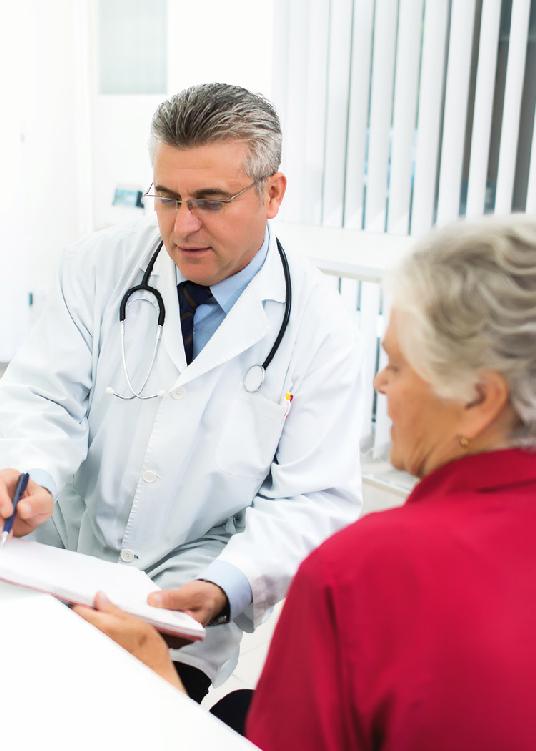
[152,184,231,199]
[153,184,178,197]
[192,187,232,199]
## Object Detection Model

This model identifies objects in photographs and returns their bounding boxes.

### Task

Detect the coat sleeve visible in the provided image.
[246,553,354,751]
[212,285,364,629]
[0,247,95,494]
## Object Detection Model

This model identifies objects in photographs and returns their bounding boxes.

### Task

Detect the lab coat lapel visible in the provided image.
[178,234,286,386]
[152,247,188,373]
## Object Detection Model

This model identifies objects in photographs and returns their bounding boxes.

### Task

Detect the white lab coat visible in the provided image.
[0,220,363,681]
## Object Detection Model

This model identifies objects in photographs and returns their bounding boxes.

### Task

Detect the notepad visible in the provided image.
[0,538,205,641]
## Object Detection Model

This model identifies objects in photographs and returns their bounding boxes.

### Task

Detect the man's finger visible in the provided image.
[147,589,187,610]
[17,498,40,520]
[0,492,13,519]
[0,470,21,518]
[17,486,52,520]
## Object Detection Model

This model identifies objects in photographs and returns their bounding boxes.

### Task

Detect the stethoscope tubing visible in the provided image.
[261,238,292,371]
[119,240,166,326]
[110,236,291,399]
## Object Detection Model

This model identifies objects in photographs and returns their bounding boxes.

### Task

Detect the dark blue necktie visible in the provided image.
[177,281,215,364]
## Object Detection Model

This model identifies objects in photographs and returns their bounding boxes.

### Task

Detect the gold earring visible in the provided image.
[458,435,470,449]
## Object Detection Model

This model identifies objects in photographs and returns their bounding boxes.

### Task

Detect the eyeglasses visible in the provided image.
[144,178,265,214]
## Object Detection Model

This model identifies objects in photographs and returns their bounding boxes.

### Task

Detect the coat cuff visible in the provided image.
[197,560,253,621]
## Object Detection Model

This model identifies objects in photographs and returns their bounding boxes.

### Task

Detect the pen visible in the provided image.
[1,472,30,546]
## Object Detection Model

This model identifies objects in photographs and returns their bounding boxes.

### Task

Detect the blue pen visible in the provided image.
[1,472,30,546]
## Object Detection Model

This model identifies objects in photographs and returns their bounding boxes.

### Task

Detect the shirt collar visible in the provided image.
[406,447,536,505]
[175,226,270,314]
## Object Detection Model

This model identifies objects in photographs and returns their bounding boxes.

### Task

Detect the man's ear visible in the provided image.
[460,371,511,440]
[265,173,286,219]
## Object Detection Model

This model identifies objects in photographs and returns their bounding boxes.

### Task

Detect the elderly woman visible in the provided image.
[77,214,536,750]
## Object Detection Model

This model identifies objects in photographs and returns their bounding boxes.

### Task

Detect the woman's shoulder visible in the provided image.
[300,495,454,586]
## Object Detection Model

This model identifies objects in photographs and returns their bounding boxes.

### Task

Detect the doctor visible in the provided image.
[0,83,363,699]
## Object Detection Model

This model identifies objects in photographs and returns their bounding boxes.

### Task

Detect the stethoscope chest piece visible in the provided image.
[244,365,265,393]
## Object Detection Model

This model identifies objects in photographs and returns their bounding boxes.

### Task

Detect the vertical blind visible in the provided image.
[273,0,536,456]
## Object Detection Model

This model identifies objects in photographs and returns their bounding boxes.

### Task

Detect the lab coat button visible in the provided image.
[170,386,185,400]
[120,549,135,563]
[142,469,158,483]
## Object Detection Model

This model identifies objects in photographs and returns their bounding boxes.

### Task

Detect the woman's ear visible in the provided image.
[460,371,512,440]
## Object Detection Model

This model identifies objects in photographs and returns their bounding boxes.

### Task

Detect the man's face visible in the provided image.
[152,140,286,286]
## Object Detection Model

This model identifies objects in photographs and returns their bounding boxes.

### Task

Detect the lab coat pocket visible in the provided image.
[217,393,287,478]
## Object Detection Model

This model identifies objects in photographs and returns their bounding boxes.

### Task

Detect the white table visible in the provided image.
[0,581,258,750]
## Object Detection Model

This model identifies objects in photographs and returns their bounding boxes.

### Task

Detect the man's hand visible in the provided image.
[0,469,53,538]
[148,580,228,627]
[74,592,185,692]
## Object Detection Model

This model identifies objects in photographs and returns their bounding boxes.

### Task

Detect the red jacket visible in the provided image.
[247,449,536,751]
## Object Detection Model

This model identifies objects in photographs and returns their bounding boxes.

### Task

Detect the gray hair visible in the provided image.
[388,214,536,446]
[149,83,281,185]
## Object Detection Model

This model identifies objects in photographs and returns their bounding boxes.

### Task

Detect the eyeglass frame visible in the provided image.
[143,176,271,214]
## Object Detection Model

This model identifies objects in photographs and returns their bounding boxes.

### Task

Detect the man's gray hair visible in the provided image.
[388,214,536,446]
[150,82,281,184]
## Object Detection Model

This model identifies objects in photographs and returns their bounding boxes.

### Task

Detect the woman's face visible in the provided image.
[374,311,466,478]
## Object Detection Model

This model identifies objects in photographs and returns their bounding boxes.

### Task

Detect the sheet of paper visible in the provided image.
[0,538,204,640]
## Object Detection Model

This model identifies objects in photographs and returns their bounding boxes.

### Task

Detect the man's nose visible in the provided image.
[173,202,203,234]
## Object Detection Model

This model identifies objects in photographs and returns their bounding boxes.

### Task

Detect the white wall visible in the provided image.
[92,0,275,228]
[0,3,28,360]
[0,0,87,359]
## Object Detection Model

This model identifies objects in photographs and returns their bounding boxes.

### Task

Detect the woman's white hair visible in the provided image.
[388,214,536,446]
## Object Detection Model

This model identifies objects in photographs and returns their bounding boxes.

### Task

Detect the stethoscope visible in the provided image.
[107,237,292,400]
